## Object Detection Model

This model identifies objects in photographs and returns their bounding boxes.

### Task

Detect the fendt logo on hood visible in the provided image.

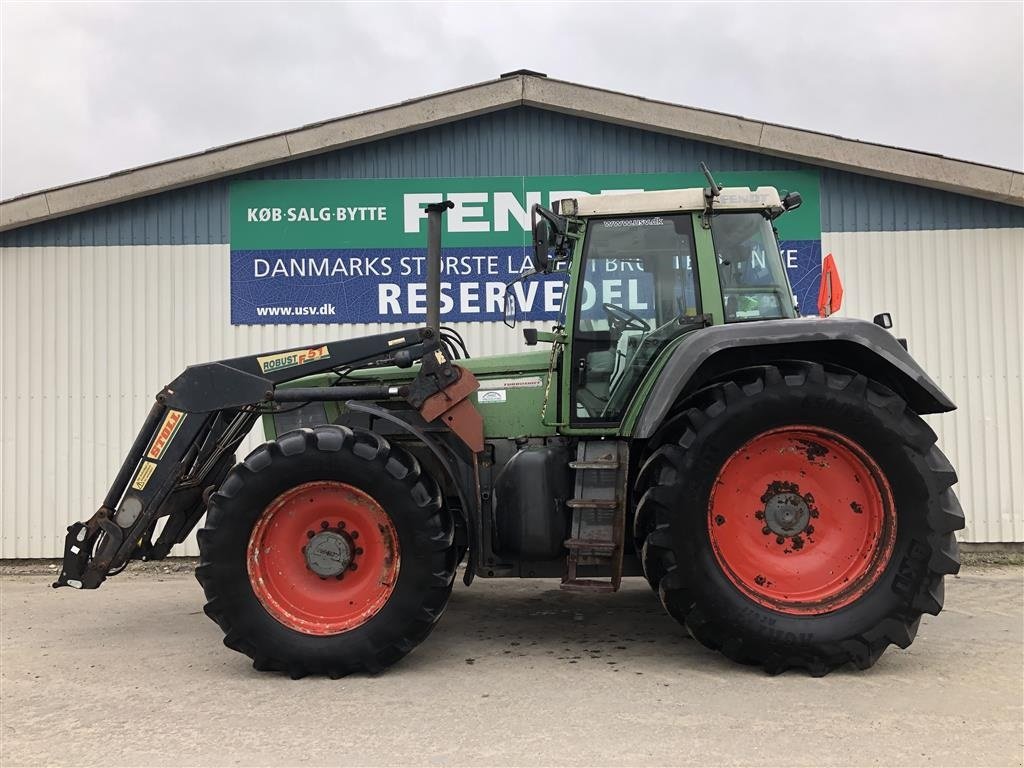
[256,345,331,374]
[146,410,185,460]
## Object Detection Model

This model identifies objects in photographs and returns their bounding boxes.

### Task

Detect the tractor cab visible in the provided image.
[528,181,802,425]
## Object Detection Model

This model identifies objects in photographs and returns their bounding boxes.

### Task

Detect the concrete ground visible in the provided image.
[1,565,1021,767]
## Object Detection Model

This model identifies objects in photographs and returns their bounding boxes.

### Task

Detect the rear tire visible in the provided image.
[634,361,963,675]
[196,425,457,677]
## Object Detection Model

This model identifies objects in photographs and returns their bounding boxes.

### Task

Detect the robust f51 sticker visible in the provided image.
[256,345,330,374]
[147,410,185,460]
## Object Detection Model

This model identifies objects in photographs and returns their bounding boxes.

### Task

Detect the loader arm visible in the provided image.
[53,327,481,589]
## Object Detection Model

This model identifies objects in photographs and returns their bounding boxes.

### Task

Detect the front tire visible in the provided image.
[634,361,964,675]
[196,426,457,677]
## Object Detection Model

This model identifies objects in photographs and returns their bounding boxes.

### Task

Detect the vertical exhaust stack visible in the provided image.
[424,201,455,337]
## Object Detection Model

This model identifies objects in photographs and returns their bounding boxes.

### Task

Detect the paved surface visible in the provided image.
[2,566,1022,767]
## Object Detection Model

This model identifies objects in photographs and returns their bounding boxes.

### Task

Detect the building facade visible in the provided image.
[2,72,1022,557]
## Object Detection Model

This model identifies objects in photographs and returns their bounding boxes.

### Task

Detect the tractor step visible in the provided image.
[568,459,620,470]
[563,537,616,553]
[560,578,617,594]
[561,441,629,593]
[565,498,619,510]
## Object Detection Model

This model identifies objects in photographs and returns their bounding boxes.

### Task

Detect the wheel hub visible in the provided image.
[707,426,897,616]
[246,481,400,636]
[304,531,353,577]
[763,492,810,536]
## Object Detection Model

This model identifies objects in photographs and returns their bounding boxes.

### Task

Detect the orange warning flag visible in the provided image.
[817,253,844,317]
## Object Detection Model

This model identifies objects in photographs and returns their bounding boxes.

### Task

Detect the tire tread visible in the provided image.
[635,361,964,675]
[196,425,456,678]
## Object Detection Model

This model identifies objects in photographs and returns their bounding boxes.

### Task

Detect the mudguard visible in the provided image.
[632,317,955,439]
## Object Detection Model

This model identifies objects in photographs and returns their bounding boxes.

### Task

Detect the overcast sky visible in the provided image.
[1,1,1022,200]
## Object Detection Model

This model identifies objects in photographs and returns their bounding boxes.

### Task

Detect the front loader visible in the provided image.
[55,169,964,677]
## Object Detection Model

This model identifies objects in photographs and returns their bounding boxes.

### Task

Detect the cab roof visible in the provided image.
[561,186,782,217]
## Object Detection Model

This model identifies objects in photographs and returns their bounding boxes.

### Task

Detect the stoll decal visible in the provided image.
[146,410,186,460]
[256,345,331,374]
[131,460,158,491]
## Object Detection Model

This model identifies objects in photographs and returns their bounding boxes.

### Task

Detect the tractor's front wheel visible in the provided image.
[196,426,457,677]
[634,361,964,675]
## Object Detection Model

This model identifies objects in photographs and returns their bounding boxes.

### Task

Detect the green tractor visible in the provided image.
[54,167,963,677]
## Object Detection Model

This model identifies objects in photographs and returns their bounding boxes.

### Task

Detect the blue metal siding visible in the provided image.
[818,169,1022,232]
[3,106,1021,247]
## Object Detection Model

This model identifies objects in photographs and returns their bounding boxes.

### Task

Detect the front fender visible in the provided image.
[632,317,955,439]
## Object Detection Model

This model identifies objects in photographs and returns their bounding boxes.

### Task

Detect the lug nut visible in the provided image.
[776,535,785,545]
[349,563,358,571]
[354,547,363,555]
[321,521,329,530]
[306,530,315,539]
[350,530,359,539]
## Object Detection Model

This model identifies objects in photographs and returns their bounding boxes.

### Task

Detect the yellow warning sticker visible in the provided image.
[131,460,157,491]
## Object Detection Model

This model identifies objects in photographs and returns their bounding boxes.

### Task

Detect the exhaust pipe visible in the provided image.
[424,200,454,337]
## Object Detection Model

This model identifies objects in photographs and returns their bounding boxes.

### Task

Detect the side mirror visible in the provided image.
[503,288,518,328]
[532,217,553,273]
[873,312,893,329]
[782,191,803,212]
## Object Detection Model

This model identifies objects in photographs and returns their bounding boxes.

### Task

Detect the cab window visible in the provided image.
[571,214,700,423]
[711,212,796,321]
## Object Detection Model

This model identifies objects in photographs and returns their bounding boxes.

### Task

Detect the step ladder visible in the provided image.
[561,441,629,593]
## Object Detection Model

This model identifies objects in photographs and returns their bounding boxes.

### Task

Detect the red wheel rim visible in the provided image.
[247,481,400,635]
[708,426,896,616]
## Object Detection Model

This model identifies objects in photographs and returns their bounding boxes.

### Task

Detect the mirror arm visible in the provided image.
[699,162,721,229]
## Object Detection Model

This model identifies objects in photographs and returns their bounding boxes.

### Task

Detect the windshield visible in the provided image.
[711,212,797,321]
[571,214,700,422]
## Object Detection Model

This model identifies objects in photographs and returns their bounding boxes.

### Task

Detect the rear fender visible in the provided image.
[632,317,954,439]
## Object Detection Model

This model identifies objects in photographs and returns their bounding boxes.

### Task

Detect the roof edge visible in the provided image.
[523,77,1023,208]
[3,73,1022,232]
[0,76,523,231]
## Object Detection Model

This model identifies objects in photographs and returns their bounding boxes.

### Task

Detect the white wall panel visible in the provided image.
[1,231,1022,556]
[0,244,542,557]
[824,228,1024,543]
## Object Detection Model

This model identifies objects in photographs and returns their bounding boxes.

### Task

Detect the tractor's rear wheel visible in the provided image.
[196,425,457,677]
[634,361,963,675]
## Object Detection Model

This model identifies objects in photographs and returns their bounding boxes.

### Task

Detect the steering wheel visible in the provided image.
[603,303,651,334]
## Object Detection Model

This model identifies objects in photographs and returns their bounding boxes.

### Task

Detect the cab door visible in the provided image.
[562,213,701,430]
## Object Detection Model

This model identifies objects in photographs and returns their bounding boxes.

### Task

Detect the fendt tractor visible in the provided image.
[54,166,964,677]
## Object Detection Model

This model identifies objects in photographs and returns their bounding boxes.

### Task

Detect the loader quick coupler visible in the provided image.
[54,508,123,589]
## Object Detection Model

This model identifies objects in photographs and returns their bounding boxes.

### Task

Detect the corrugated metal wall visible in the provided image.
[4,108,1023,248]
[825,227,1024,543]
[0,243,543,557]
[2,227,1022,555]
